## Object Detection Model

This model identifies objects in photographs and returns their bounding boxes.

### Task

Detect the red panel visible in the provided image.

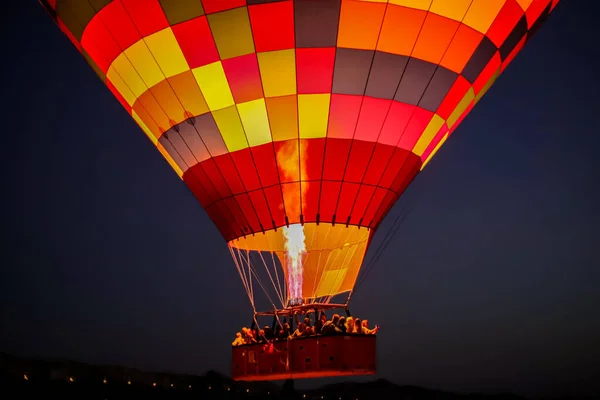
[274,140,300,183]
[48,0,56,9]
[249,189,272,231]
[486,0,524,47]
[222,53,264,103]
[371,189,398,229]
[172,16,219,69]
[363,143,395,186]
[526,0,551,27]
[235,193,262,234]
[501,36,526,72]
[96,1,140,51]
[319,181,342,223]
[344,140,375,183]
[106,79,132,113]
[82,11,127,72]
[202,158,233,198]
[378,102,415,146]
[336,182,360,222]
[248,0,294,52]
[392,156,420,195]
[322,139,351,181]
[420,123,448,162]
[296,48,336,94]
[473,53,502,95]
[183,171,212,207]
[380,150,409,190]
[349,185,376,226]
[121,0,169,37]
[189,164,219,203]
[327,94,362,139]
[57,18,81,52]
[301,138,325,182]
[436,76,470,120]
[202,0,246,14]
[363,187,387,227]
[214,200,237,239]
[251,145,280,187]
[354,97,392,142]
[230,148,262,191]
[205,203,229,238]
[302,180,320,222]
[214,154,245,194]
[264,185,286,227]
[397,108,434,150]
[282,182,302,223]
[224,197,247,236]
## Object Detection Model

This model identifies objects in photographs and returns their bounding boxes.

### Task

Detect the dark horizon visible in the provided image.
[1,1,599,399]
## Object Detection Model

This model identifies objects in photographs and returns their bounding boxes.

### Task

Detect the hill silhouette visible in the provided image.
[0,352,594,400]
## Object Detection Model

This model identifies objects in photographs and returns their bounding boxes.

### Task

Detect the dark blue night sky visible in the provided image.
[1,1,599,398]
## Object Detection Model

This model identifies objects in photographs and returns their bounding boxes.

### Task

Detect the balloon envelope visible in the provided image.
[39,0,559,301]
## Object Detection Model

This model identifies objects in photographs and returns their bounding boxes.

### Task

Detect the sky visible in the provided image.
[1,1,599,398]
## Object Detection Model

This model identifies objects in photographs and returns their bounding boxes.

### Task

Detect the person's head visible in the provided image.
[362,320,369,328]
[345,317,353,327]
[304,317,311,326]
[339,316,346,326]
[235,332,241,338]
[259,329,265,337]
[305,326,312,335]
[332,314,340,324]
[297,322,305,331]
[320,313,327,322]
[354,318,361,327]
[242,327,248,334]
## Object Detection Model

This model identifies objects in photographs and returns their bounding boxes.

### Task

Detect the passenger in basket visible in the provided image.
[232,332,245,346]
[322,314,343,335]
[362,319,379,334]
[345,316,355,333]
[338,316,347,333]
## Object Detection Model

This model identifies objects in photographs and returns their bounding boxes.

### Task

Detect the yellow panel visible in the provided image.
[257,50,296,98]
[515,0,534,10]
[106,67,136,106]
[447,87,475,128]
[298,94,330,139]
[313,254,350,298]
[132,110,157,145]
[412,114,445,156]
[475,68,501,104]
[207,7,255,60]
[144,27,190,78]
[389,0,432,9]
[421,132,448,170]
[192,62,235,111]
[124,40,164,89]
[463,0,505,33]
[157,142,184,178]
[212,106,248,152]
[108,54,147,103]
[236,98,273,147]
[430,0,472,21]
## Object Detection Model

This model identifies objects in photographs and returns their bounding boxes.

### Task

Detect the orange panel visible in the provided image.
[338,0,387,50]
[377,5,427,56]
[440,24,484,73]
[265,96,298,142]
[412,12,460,65]
[167,70,209,119]
[149,79,187,125]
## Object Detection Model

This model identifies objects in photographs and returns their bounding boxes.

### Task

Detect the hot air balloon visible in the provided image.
[39,0,559,382]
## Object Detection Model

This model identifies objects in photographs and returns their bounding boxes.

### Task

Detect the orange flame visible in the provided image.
[276,140,309,304]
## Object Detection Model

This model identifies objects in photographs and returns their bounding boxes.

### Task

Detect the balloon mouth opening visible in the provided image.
[228,223,371,302]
